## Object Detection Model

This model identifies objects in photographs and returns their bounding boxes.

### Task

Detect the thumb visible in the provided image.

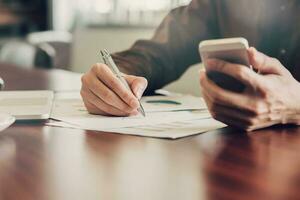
[125,75,148,99]
[248,47,285,75]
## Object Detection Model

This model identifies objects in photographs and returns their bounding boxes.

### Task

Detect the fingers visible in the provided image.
[83,100,108,116]
[82,72,135,114]
[203,92,255,130]
[200,71,269,115]
[248,47,289,76]
[205,58,266,93]
[125,75,148,99]
[92,63,140,108]
[81,63,148,116]
[200,70,284,131]
[81,85,138,116]
[202,91,280,131]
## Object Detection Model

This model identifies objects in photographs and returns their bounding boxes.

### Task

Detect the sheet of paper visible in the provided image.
[111,118,226,139]
[53,110,211,130]
[46,116,226,139]
[49,91,227,139]
[51,92,209,129]
[52,92,206,114]
[46,120,80,129]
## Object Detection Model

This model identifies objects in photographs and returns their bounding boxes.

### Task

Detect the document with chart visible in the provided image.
[48,92,226,139]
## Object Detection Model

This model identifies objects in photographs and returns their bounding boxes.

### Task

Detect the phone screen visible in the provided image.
[200,43,250,93]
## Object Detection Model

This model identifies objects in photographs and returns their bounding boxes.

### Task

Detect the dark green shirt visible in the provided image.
[113,0,300,93]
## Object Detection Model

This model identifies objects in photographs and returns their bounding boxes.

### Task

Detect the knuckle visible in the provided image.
[121,91,131,101]
[250,106,260,116]
[236,67,248,79]
[250,102,265,115]
[260,89,270,99]
[101,90,112,100]
[92,63,106,74]
[109,78,120,89]
[260,84,272,99]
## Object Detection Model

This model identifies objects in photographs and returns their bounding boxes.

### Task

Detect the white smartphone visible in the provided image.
[199,37,251,93]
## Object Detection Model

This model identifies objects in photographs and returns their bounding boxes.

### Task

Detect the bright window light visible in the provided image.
[52,0,192,30]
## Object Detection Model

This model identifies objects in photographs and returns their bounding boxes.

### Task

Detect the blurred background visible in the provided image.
[0,0,201,96]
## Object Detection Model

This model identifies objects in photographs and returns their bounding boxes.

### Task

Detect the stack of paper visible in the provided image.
[47,92,226,139]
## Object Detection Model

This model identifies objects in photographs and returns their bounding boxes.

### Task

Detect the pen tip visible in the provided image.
[141,110,146,117]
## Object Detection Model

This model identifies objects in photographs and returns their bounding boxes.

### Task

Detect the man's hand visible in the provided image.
[200,47,300,131]
[81,63,148,116]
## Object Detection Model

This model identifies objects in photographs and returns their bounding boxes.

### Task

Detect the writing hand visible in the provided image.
[81,63,148,116]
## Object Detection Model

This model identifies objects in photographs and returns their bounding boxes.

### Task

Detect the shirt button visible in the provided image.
[280,5,286,11]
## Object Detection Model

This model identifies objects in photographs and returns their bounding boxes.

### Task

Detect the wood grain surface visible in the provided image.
[1,63,300,200]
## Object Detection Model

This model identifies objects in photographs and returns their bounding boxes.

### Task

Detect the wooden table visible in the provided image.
[1,63,300,200]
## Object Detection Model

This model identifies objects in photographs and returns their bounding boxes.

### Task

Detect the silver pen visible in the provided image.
[100,49,146,117]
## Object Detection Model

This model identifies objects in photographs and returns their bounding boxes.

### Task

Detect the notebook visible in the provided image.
[0,90,54,120]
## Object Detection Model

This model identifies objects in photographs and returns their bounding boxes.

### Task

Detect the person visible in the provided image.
[80,0,300,131]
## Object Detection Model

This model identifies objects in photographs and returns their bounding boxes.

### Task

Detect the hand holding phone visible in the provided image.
[199,38,252,93]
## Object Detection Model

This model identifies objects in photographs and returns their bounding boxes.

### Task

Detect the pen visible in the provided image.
[100,49,146,117]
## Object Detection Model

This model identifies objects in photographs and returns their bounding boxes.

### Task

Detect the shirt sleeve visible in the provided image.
[112,0,219,94]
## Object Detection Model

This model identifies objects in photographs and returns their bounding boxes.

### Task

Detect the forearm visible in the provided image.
[112,0,219,94]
